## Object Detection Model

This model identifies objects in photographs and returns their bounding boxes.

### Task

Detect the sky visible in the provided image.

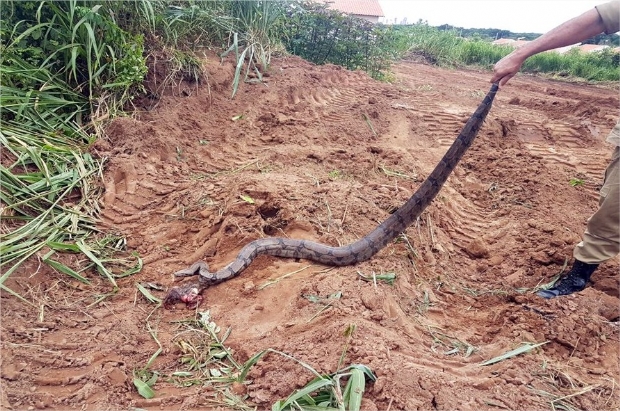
[379,1,604,33]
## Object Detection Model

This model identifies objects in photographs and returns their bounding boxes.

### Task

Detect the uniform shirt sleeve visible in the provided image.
[596,0,620,34]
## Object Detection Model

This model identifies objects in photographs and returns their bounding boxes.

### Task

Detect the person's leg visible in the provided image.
[538,147,619,299]
[573,146,620,262]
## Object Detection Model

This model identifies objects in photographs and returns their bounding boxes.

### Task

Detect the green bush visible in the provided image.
[280,1,410,79]
[1,0,147,115]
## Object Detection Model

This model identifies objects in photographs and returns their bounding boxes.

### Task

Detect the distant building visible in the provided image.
[571,44,609,53]
[323,0,384,23]
[492,38,530,48]
[492,38,615,54]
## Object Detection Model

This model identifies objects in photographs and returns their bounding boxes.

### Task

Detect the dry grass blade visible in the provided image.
[362,113,378,138]
[481,341,549,366]
[136,283,162,305]
[258,264,315,290]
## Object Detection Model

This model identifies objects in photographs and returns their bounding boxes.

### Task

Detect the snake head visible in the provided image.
[163,284,204,309]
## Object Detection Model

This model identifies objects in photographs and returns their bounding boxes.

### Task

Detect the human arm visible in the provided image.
[491,8,607,86]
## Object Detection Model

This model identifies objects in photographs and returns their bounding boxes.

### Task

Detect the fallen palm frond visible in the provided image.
[271,358,376,411]
[0,122,142,299]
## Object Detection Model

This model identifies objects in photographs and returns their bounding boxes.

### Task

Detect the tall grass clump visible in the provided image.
[401,24,465,65]
[457,41,510,67]
[1,0,148,114]
[393,22,619,82]
[524,48,620,81]
[153,1,286,97]
[222,0,285,97]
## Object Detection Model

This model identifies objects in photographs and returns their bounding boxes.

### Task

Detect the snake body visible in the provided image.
[165,84,499,307]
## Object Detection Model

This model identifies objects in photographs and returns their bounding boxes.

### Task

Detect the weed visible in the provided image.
[133,317,163,398]
[170,311,244,387]
[379,165,418,181]
[570,178,585,187]
[356,270,397,286]
[268,349,376,411]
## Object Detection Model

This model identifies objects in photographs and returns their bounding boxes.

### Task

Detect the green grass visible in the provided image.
[397,24,619,82]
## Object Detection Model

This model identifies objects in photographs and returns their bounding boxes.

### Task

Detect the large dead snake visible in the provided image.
[164,83,499,308]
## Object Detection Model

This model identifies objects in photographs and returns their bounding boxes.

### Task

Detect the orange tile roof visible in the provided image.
[325,0,384,17]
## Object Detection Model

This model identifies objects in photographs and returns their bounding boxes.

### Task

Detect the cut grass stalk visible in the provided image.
[258,264,315,290]
[356,270,397,285]
[136,282,162,305]
[481,341,549,366]
[362,113,378,138]
[1,121,141,300]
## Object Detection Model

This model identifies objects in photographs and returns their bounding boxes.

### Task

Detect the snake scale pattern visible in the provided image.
[164,83,499,308]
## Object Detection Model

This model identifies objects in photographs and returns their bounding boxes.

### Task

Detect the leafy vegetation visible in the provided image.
[163,312,375,410]
[281,1,410,79]
[278,4,619,82]
[434,23,619,46]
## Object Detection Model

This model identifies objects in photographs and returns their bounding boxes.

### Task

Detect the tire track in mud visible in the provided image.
[380,86,504,256]
[380,77,617,285]
[1,303,144,409]
[280,67,385,125]
[505,97,612,202]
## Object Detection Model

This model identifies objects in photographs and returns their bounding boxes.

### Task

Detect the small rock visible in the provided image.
[360,290,382,311]
[488,255,504,266]
[231,382,247,395]
[531,251,552,265]
[473,378,496,390]
[465,238,490,259]
[243,281,255,292]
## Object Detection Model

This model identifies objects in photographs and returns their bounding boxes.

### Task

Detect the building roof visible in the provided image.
[325,0,384,17]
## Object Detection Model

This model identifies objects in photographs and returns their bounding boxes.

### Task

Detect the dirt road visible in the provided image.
[2,55,618,410]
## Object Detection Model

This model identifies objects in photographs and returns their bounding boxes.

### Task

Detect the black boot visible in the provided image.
[537,259,599,299]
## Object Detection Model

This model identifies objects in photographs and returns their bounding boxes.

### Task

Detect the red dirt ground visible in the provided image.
[2,54,619,411]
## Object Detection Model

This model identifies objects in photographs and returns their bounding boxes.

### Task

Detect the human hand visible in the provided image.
[491,51,526,87]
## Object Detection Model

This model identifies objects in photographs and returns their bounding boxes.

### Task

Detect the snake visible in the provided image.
[163,83,499,308]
